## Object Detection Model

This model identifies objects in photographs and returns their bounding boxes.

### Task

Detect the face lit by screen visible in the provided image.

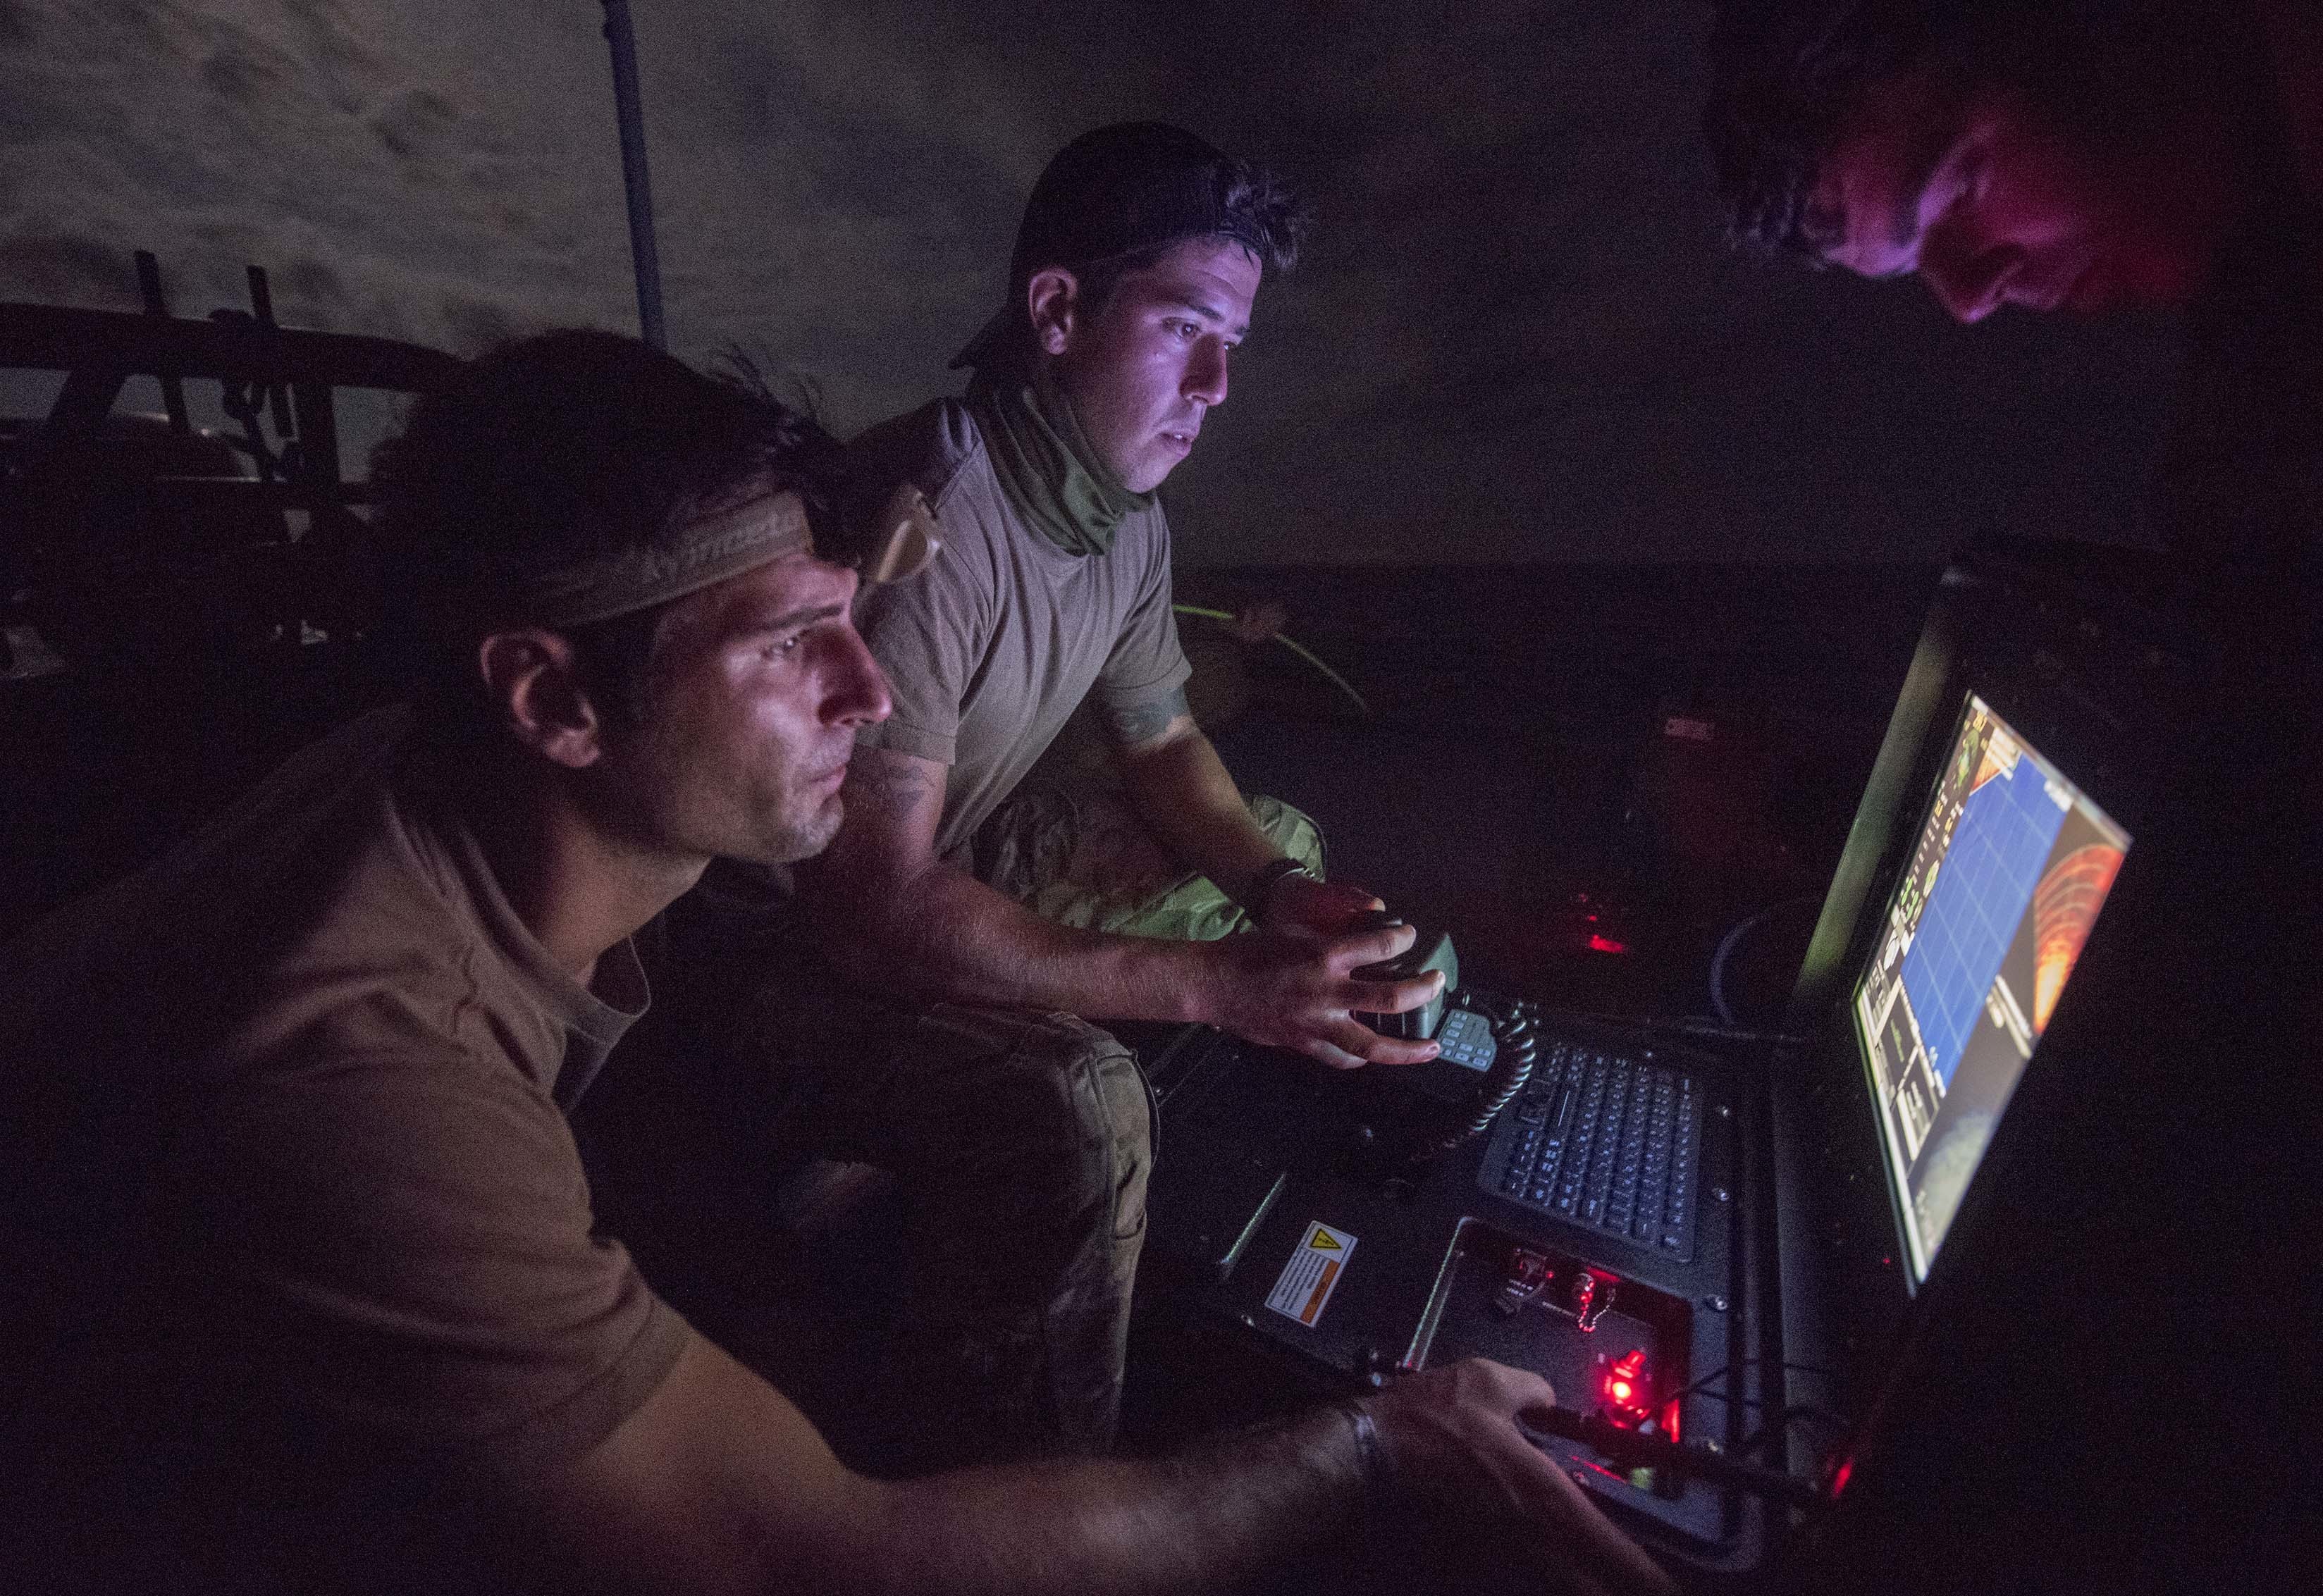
[1809,68,2222,321]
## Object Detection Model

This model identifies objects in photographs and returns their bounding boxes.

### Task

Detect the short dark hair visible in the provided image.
[371,328,848,723]
[956,123,1312,371]
[1064,162,1310,318]
[1703,0,1956,259]
[1040,161,1312,315]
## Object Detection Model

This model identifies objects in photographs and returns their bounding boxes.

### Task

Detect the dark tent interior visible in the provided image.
[1,4,2307,1593]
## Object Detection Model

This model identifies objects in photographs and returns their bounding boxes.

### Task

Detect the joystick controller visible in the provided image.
[1348,909,1456,1040]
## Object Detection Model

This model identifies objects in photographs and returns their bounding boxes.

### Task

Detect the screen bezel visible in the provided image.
[1770,541,2190,1459]
[1847,689,2131,1289]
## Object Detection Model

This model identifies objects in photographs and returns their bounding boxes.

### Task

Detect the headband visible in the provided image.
[524,488,814,629]
[522,482,941,629]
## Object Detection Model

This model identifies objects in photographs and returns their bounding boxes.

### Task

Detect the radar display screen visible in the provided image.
[1855,695,2131,1285]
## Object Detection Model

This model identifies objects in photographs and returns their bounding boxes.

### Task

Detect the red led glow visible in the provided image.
[1586,934,1629,954]
[1601,1349,1653,1427]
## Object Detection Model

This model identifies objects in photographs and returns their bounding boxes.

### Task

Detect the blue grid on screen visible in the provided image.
[1898,753,2069,1089]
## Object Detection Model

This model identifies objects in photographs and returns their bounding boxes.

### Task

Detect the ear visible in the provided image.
[1025,266,1080,357]
[477,629,605,770]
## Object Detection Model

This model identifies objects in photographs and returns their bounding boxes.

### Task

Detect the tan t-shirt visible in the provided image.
[848,398,1194,864]
[0,707,689,1582]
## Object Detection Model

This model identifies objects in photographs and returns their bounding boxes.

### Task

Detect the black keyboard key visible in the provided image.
[1478,1037,1705,1261]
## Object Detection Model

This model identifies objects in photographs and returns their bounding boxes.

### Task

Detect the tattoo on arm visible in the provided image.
[1106,688,1192,749]
[849,753,936,818]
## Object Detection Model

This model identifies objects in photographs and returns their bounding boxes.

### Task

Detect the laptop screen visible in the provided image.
[1853,693,2131,1286]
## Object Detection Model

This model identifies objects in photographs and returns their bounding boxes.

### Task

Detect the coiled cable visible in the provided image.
[1419,998,1536,1155]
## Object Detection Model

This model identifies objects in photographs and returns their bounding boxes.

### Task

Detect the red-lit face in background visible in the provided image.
[1809,66,2239,321]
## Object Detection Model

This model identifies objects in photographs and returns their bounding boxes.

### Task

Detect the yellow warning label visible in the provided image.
[1266,1220,1357,1328]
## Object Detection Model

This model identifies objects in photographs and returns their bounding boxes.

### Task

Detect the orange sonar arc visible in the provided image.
[2031,845,2126,1031]
[1969,741,2011,794]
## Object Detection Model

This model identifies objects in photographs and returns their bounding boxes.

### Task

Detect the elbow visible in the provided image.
[792,863,944,1001]
[1116,721,1204,773]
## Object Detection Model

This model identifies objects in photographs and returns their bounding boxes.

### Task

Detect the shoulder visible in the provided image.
[846,397,987,514]
[231,804,572,1094]
[3,707,421,1050]
[118,711,571,1096]
[852,400,1016,627]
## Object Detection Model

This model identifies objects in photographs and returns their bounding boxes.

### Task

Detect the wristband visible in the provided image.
[1242,855,1313,910]
[1339,1400,1395,1492]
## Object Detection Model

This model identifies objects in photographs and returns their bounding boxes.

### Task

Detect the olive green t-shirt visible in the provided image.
[847,398,1194,865]
[0,707,689,1587]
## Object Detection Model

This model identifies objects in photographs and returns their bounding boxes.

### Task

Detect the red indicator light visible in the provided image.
[1601,1349,1653,1427]
[1586,934,1629,954]
[1832,1455,1856,1497]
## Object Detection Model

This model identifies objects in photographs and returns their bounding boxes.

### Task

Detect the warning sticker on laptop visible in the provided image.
[1265,1221,1357,1328]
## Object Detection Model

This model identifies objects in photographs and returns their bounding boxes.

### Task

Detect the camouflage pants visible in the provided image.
[974,785,1326,940]
[710,788,1321,1468]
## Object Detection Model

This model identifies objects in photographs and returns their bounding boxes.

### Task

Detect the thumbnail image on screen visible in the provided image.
[1854,695,2131,1285]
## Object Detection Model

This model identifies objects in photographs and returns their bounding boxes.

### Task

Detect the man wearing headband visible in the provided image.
[0,329,1673,1596]
[672,123,1447,1467]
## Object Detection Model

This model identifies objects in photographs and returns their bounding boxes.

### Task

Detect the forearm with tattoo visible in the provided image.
[846,751,938,824]
[1103,688,1193,750]
[801,746,1212,1020]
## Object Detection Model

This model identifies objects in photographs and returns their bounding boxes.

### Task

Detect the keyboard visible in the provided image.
[1477,1041,1703,1261]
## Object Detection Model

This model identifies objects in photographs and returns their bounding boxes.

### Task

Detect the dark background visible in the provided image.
[0,0,2182,566]
[4,15,2295,1588]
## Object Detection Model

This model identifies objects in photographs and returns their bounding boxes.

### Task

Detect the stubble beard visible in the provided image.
[754,788,844,868]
